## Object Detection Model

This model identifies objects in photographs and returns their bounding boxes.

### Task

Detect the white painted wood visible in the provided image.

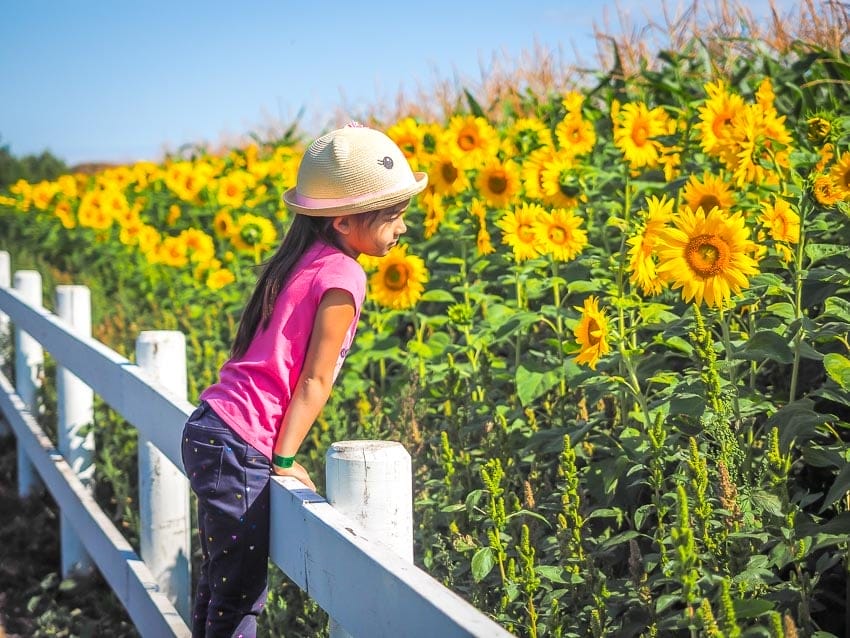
[0,367,190,637]
[326,441,414,637]
[135,331,192,624]
[0,250,10,437]
[13,270,43,497]
[0,285,516,637]
[0,286,192,468]
[270,477,515,638]
[56,285,95,577]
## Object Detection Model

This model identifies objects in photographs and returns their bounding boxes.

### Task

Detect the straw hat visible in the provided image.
[283,123,428,217]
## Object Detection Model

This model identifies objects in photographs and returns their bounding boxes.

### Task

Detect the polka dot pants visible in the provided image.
[181,401,271,638]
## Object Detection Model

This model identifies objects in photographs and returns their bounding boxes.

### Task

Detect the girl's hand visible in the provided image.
[272,460,316,492]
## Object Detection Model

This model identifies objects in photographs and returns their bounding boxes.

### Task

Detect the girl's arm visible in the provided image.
[272,288,356,490]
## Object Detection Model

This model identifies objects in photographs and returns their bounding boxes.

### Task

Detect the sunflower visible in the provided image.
[137,225,161,255]
[696,80,745,157]
[99,166,134,191]
[506,117,553,156]
[470,199,495,256]
[655,206,760,308]
[562,91,585,115]
[216,171,253,208]
[573,296,611,370]
[813,174,845,206]
[443,115,500,168]
[429,151,470,196]
[496,202,544,262]
[829,151,850,196]
[230,213,277,254]
[421,188,447,239]
[613,101,671,170]
[555,113,596,157]
[533,208,587,262]
[158,235,190,268]
[132,161,161,190]
[206,268,236,291]
[475,159,521,209]
[56,174,78,199]
[760,197,800,244]
[626,195,675,296]
[728,103,792,187]
[682,172,735,214]
[539,154,585,209]
[368,245,428,310]
[119,220,144,246]
[520,147,557,200]
[30,181,58,211]
[387,117,428,169]
[213,209,235,239]
[180,228,217,264]
[53,200,76,229]
[357,253,383,272]
[77,191,113,230]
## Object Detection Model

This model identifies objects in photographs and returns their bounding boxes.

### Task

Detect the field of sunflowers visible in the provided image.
[2,5,850,637]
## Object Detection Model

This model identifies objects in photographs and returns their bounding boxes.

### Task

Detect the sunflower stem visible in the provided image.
[788,198,809,404]
[515,269,524,371]
[552,260,567,397]
[413,311,427,386]
[616,179,634,427]
[718,308,741,420]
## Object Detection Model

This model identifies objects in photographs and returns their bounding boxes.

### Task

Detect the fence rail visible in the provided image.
[0,252,514,638]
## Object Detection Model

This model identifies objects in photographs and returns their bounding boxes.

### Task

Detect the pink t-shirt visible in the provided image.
[200,241,366,459]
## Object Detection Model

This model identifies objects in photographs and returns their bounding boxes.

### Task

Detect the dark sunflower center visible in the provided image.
[441,163,458,183]
[488,174,507,194]
[685,234,730,277]
[631,122,649,146]
[548,226,567,245]
[587,318,601,346]
[698,195,721,212]
[384,264,409,291]
[458,130,478,151]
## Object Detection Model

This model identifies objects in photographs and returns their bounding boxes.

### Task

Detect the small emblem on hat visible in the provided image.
[379,156,394,169]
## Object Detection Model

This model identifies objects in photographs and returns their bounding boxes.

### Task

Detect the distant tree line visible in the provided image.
[0,136,68,189]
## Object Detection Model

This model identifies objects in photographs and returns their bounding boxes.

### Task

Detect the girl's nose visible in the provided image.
[397,218,407,234]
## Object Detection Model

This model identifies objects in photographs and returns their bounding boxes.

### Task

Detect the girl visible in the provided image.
[181,123,427,637]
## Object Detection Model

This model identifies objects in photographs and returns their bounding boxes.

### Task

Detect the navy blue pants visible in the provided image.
[181,401,271,638]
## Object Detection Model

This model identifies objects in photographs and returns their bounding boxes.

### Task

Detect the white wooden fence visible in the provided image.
[0,251,514,638]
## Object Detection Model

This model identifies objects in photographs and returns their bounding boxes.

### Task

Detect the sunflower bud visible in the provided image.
[806,116,832,144]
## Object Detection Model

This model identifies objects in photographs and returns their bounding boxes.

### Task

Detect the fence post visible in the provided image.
[0,251,10,437]
[136,330,191,623]
[14,270,44,498]
[325,440,413,638]
[56,284,95,577]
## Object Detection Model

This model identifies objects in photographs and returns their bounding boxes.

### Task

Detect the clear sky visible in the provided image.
[1,0,800,166]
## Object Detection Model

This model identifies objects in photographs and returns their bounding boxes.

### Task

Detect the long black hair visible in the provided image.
[229,203,404,359]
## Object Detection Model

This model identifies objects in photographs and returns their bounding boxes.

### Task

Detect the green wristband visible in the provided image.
[273,454,295,469]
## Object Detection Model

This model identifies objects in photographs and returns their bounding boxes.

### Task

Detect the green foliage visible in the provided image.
[2,22,850,638]
[0,136,68,188]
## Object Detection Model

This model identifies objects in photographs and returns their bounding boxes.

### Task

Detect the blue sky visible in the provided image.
[1,1,799,166]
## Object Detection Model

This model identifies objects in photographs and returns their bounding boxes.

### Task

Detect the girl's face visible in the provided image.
[335,204,408,258]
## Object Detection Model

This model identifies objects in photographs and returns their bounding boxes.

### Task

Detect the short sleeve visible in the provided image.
[312,253,367,312]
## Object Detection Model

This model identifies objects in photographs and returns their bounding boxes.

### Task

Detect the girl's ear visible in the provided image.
[332,215,352,235]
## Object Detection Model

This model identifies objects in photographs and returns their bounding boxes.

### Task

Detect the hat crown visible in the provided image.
[296,126,415,200]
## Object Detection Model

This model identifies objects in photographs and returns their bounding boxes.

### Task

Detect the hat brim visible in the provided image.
[283,172,429,217]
